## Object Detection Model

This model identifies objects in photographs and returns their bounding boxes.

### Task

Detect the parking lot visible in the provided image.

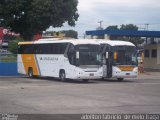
[0,72,160,114]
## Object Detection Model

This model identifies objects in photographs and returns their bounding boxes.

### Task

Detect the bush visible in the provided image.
[8,38,24,54]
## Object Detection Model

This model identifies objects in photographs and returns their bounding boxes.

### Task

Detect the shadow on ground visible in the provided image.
[20,76,136,84]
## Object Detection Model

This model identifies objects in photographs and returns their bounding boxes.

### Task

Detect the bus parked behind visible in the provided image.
[97,40,138,81]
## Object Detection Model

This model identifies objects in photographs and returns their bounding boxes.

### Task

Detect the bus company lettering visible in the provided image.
[39,57,58,61]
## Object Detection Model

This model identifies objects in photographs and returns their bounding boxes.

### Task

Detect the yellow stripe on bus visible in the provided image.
[118,66,134,71]
[21,54,39,75]
[18,42,33,45]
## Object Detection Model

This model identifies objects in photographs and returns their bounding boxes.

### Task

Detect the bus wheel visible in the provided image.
[28,68,34,78]
[82,79,89,83]
[101,77,104,80]
[59,71,66,82]
[117,78,124,82]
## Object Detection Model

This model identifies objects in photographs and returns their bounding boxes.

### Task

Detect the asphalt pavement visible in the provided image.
[0,72,160,116]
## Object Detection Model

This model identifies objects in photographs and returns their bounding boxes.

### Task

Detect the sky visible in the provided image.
[47,0,160,37]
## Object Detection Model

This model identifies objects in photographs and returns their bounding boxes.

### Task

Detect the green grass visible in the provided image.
[0,54,17,62]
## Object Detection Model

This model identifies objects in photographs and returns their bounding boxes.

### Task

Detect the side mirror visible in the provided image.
[106,52,108,59]
[76,51,79,59]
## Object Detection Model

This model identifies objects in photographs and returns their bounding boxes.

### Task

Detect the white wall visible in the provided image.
[144,44,160,70]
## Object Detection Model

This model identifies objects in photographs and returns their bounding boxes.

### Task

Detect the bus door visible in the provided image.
[102,51,112,78]
[102,55,107,78]
[105,51,112,78]
[102,44,112,78]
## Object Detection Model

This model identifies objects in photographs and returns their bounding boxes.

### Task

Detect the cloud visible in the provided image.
[47,0,160,37]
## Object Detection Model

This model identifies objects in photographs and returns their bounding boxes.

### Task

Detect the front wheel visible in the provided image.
[59,71,66,82]
[117,78,124,82]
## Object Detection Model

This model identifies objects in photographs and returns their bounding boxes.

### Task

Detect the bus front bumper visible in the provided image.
[67,68,103,80]
[112,71,138,78]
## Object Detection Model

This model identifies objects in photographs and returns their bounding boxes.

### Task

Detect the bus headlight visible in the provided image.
[133,67,138,72]
[113,67,121,72]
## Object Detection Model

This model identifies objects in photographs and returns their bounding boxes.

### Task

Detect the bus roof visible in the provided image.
[18,39,100,45]
[94,39,135,46]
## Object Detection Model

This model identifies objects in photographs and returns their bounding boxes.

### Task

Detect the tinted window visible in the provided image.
[18,44,34,54]
[75,44,100,52]
[75,44,102,65]
[111,46,137,66]
[152,49,157,58]
[35,43,67,54]
[101,44,110,53]
[145,49,150,58]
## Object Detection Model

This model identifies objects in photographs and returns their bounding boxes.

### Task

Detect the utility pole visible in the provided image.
[144,23,149,44]
[145,24,149,31]
[98,21,103,29]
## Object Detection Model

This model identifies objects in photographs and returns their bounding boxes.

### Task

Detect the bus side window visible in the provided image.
[18,44,34,54]
[35,45,38,54]
[60,43,68,54]
[35,44,42,54]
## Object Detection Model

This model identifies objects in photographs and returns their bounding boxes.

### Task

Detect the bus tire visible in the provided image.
[59,70,66,82]
[117,78,124,82]
[101,77,104,80]
[28,68,34,78]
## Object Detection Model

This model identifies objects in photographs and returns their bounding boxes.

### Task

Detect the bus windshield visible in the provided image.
[112,46,137,66]
[75,45,102,65]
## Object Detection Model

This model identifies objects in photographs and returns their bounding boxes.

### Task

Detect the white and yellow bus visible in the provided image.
[97,40,138,81]
[17,38,103,82]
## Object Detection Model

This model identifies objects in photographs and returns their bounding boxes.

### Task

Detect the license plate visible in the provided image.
[126,73,130,75]
[118,66,134,71]
[90,73,94,76]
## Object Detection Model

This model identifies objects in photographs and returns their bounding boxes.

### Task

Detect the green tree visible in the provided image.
[0,0,79,40]
[106,24,143,46]
[120,24,138,30]
[119,24,143,46]
[61,30,78,38]
[8,38,24,54]
[45,30,78,38]
[106,25,118,30]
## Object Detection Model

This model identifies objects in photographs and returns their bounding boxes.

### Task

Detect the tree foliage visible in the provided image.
[0,0,79,40]
[8,38,24,54]
[106,24,138,30]
[120,24,138,30]
[45,30,78,38]
[61,30,78,38]
[106,24,144,46]
[106,25,118,30]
